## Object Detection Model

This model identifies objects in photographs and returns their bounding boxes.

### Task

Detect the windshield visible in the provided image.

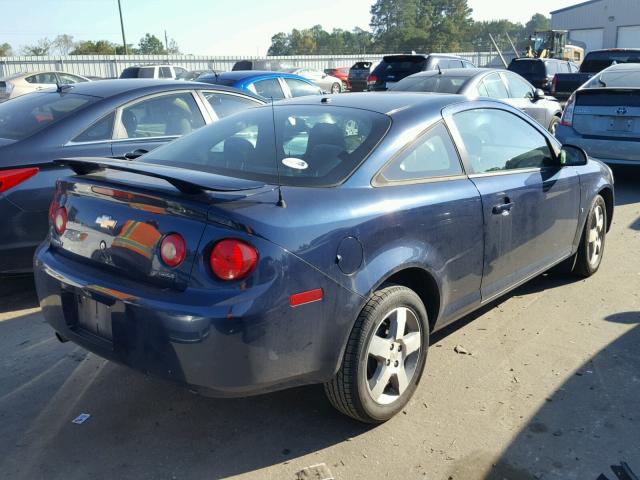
[509,60,544,75]
[584,67,640,89]
[581,51,640,73]
[0,93,96,141]
[390,75,468,93]
[372,56,427,79]
[141,105,391,187]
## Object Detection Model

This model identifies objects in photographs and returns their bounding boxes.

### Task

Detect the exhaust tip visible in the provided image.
[55,332,69,343]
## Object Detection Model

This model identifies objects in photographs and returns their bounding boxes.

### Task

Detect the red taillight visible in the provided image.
[210,239,258,281]
[160,233,186,268]
[0,167,39,193]
[551,75,557,93]
[367,74,378,85]
[560,93,576,127]
[53,207,67,235]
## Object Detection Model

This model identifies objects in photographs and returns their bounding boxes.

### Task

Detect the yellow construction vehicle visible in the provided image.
[526,30,585,64]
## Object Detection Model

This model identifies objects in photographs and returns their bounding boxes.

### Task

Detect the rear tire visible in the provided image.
[330,82,341,94]
[324,285,429,423]
[573,195,607,277]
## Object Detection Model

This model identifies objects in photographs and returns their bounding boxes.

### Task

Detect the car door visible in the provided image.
[24,72,58,92]
[501,71,548,126]
[444,104,580,301]
[110,91,206,158]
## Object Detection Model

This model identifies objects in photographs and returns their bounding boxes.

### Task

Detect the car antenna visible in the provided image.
[270,97,286,208]
[56,81,71,93]
[437,64,442,75]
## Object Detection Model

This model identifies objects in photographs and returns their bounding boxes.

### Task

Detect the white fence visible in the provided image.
[0,51,517,79]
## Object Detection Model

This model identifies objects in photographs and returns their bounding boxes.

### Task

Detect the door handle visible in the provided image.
[123,148,148,160]
[492,199,515,214]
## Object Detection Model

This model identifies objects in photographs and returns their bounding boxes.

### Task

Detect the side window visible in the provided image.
[251,78,285,99]
[203,92,260,118]
[72,112,115,142]
[159,67,173,78]
[463,61,474,68]
[545,62,558,76]
[380,122,462,182]
[504,73,533,98]
[452,108,554,173]
[284,78,322,97]
[58,73,86,85]
[481,73,509,99]
[570,63,580,73]
[27,73,57,84]
[139,67,155,78]
[476,81,490,97]
[119,92,205,139]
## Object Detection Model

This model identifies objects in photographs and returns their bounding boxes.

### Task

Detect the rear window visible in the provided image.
[373,56,427,79]
[141,105,391,187]
[120,67,140,79]
[584,68,640,89]
[351,62,372,70]
[508,60,544,75]
[198,75,237,87]
[390,75,468,93]
[0,93,96,141]
[581,51,640,73]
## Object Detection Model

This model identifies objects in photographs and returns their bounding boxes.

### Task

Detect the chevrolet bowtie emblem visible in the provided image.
[95,215,117,230]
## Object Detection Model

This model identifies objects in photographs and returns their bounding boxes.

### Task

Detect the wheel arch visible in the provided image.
[598,186,614,232]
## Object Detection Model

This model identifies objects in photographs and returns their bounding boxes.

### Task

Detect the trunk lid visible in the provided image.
[573,89,640,141]
[50,158,267,289]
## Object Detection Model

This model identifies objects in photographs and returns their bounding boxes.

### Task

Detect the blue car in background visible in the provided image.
[34,93,613,423]
[0,80,263,274]
[196,70,323,100]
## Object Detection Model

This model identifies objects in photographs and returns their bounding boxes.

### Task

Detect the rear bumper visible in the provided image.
[34,243,363,397]
[555,126,640,165]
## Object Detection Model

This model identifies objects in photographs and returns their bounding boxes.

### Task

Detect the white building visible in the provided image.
[551,0,640,53]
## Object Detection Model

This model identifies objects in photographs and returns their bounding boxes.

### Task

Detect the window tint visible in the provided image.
[26,73,57,84]
[284,78,322,97]
[390,75,467,93]
[481,73,508,98]
[138,67,155,79]
[120,92,205,139]
[380,122,462,182]
[509,60,544,75]
[203,92,260,118]
[250,78,285,99]
[372,56,427,79]
[159,67,172,78]
[504,73,533,98]
[0,93,95,140]
[142,105,391,187]
[453,109,554,173]
[72,112,115,142]
[120,67,140,79]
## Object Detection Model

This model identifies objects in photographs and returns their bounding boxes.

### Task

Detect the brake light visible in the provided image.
[560,93,576,127]
[367,74,378,85]
[210,239,258,281]
[160,233,186,268]
[53,207,67,235]
[0,167,39,193]
[551,74,557,93]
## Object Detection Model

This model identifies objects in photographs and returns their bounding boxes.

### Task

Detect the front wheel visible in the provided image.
[549,116,560,135]
[324,285,429,423]
[330,82,341,94]
[573,194,607,277]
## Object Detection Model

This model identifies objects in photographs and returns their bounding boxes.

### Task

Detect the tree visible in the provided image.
[22,38,53,56]
[0,42,12,56]
[70,40,118,55]
[138,33,166,54]
[52,34,75,55]
[268,32,291,55]
[525,13,551,36]
[166,38,180,54]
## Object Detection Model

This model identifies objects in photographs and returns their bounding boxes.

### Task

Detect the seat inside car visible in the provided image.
[222,137,254,170]
[305,123,346,176]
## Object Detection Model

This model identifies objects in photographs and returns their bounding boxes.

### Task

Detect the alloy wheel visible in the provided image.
[588,204,605,266]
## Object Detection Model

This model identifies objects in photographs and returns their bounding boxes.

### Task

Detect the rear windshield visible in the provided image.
[584,68,640,89]
[141,105,391,187]
[390,75,468,93]
[581,51,640,73]
[351,62,372,70]
[373,56,427,78]
[508,60,544,75]
[198,75,237,86]
[0,93,96,141]
[120,67,140,78]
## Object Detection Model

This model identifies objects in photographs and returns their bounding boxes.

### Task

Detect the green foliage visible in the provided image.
[268,26,374,55]
[70,40,119,55]
[21,38,53,56]
[138,33,166,54]
[0,42,12,56]
[52,34,75,55]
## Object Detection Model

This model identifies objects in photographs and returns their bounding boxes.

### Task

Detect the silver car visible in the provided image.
[555,63,640,166]
[281,68,344,94]
[0,71,90,102]
[390,68,563,133]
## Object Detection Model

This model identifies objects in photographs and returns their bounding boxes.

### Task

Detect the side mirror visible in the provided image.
[533,88,545,101]
[559,144,588,166]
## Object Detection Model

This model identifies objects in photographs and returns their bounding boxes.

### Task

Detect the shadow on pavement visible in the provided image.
[611,166,640,207]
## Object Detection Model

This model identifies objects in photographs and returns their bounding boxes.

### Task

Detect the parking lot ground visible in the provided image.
[1,168,639,480]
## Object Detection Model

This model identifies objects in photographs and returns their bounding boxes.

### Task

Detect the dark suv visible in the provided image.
[367,54,474,91]
[508,58,579,93]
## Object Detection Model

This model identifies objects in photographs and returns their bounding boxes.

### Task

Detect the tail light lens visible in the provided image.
[560,93,576,127]
[160,233,186,268]
[551,74,557,93]
[367,74,378,85]
[0,167,39,193]
[53,207,67,235]
[210,239,258,281]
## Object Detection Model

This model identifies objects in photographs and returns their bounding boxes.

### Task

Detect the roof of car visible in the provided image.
[1,71,88,81]
[602,63,640,71]
[204,70,304,81]
[403,68,494,78]
[510,57,565,62]
[53,79,253,99]
[274,91,466,116]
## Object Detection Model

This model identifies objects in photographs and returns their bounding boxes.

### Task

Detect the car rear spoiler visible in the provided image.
[55,157,265,194]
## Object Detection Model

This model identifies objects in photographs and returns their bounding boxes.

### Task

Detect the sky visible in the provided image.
[0,0,583,56]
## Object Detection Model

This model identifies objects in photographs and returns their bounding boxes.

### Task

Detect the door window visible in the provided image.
[138,67,155,78]
[72,112,115,142]
[159,67,173,78]
[250,78,285,99]
[452,108,554,173]
[504,73,534,98]
[480,73,509,99]
[380,122,463,182]
[284,79,322,97]
[203,92,260,118]
[119,92,205,138]
[57,73,87,84]
[25,73,57,84]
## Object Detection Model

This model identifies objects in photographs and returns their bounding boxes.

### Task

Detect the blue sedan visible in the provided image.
[0,79,263,274]
[34,93,613,423]
[197,70,323,100]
